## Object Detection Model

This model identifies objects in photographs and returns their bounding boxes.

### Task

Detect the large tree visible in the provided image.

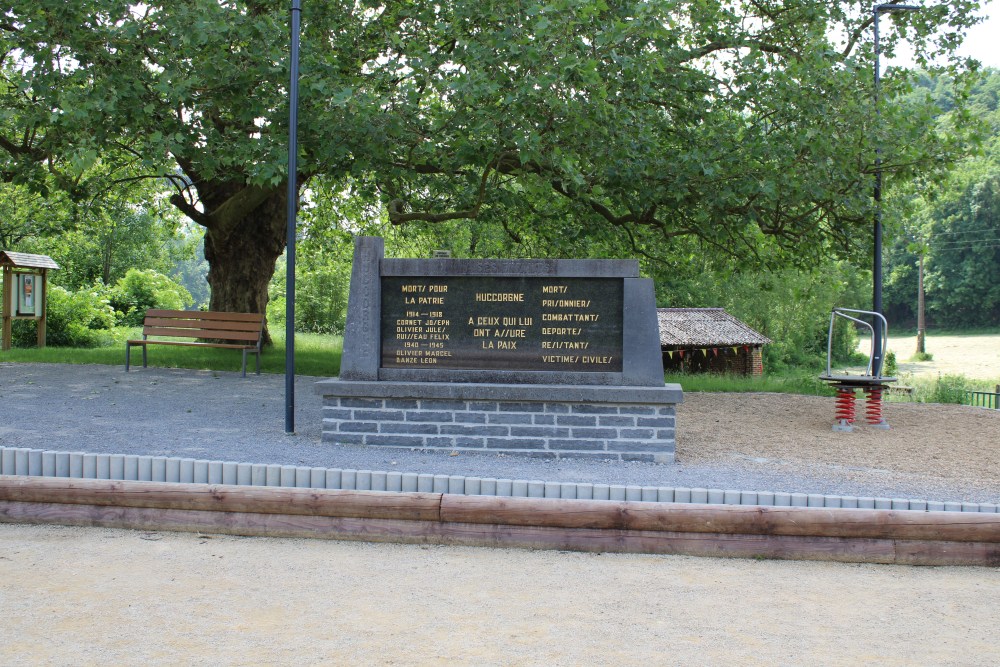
[0,1,984,340]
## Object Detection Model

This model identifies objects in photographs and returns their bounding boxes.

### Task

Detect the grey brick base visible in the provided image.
[316,380,682,463]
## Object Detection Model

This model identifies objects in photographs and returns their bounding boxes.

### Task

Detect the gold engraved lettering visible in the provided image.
[474,293,524,302]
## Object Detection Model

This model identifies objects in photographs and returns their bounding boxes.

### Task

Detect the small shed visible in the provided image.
[2,251,60,350]
[657,308,771,376]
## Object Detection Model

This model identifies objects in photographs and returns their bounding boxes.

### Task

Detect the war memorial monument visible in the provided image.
[316,237,683,462]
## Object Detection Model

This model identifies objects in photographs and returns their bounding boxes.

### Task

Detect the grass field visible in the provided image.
[0,331,343,377]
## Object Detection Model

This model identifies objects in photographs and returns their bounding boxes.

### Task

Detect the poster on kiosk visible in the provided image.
[16,273,42,317]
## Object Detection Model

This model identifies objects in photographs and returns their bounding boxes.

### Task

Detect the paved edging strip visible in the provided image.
[1,445,995,513]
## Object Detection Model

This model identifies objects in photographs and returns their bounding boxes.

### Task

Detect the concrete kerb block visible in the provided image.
[401,472,418,492]
[592,484,610,501]
[138,457,153,482]
[42,451,56,477]
[657,487,674,503]
[193,459,209,484]
[791,493,808,507]
[528,481,545,498]
[741,492,758,506]
[150,457,166,482]
[625,486,642,502]
[773,492,791,507]
[544,482,560,498]
[497,479,514,496]
[841,496,859,509]
[433,474,449,494]
[56,452,71,478]
[342,469,358,490]
[561,483,578,500]
[824,496,841,509]
[417,474,434,492]
[265,464,282,487]
[97,454,111,480]
[28,449,43,476]
[70,452,85,478]
[165,457,179,483]
[357,470,373,491]
[209,461,224,485]
[448,475,465,495]
[371,471,388,492]
[576,483,594,500]
[927,501,945,511]
[224,462,239,486]
[691,488,708,504]
[387,471,403,492]
[280,465,296,487]
[609,485,626,501]
[874,498,891,510]
[707,489,724,504]
[296,466,313,489]
[891,498,908,510]
[756,491,774,506]
[327,469,344,490]
[0,448,12,475]
[464,477,481,496]
[962,502,979,512]
[641,487,658,502]
[807,494,824,508]
[250,464,266,486]
[179,458,195,484]
[723,490,740,505]
[512,480,529,497]
[480,478,497,496]
[673,488,691,504]
[858,497,875,509]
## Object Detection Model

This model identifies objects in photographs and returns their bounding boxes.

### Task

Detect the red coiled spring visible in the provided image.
[866,387,884,425]
[834,387,856,424]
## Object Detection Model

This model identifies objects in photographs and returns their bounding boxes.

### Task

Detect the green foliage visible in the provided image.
[655,259,867,370]
[107,269,193,326]
[910,351,934,361]
[885,69,1000,330]
[24,285,116,348]
[883,350,898,377]
[927,374,974,404]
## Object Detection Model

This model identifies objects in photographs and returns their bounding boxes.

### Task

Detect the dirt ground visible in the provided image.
[2,523,999,666]
[676,392,1000,499]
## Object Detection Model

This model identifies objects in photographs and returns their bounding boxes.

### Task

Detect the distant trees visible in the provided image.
[884,68,1000,330]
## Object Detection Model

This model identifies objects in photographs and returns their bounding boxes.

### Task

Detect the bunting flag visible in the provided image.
[678,349,685,359]
[712,348,718,357]
[667,351,674,359]
[732,347,739,355]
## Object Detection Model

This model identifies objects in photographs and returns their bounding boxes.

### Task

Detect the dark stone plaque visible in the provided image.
[380,276,624,372]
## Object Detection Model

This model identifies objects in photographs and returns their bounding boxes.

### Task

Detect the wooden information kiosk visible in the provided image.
[1,251,59,351]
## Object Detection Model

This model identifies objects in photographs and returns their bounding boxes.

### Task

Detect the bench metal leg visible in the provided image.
[125,342,131,372]
[142,345,147,369]
[255,350,260,375]
[242,349,247,378]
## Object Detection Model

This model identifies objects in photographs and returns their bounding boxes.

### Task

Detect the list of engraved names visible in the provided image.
[380,276,623,372]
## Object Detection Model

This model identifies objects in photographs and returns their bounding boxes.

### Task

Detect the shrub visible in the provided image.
[883,350,898,377]
[12,285,117,348]
[928,374,970,404]
[107,268,192,326]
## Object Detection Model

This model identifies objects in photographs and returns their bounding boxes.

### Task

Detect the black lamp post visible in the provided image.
[872,3,919,376]
[285,0,301,433]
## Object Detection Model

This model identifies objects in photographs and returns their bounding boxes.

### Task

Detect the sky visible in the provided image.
[956,1,1000,67]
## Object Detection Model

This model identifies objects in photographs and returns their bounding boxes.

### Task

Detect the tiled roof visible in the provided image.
[657,308,771,346]
[0,251,60,270]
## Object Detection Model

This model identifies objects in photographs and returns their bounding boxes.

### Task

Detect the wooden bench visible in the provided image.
[126,309,264,377]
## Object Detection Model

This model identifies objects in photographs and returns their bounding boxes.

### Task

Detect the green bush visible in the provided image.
[107,268,193,326]
[883,350,898,377]
[13,285,117,348]
[928,374,970,404]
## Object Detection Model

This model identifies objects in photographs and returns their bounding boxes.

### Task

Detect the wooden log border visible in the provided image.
[2,476,999,566]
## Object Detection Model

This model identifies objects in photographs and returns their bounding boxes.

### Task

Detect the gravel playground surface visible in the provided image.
[1,362,999,504]
[3,362,1000,665]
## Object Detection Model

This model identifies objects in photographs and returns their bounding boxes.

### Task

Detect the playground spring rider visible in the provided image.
[819,308,896,431]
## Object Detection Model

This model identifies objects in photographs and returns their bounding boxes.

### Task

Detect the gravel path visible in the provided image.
[1,362,998,503]
[2,524,999,666]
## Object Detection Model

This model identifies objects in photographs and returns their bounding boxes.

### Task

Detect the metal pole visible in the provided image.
[285,0,302,434]
[872,3,919,377]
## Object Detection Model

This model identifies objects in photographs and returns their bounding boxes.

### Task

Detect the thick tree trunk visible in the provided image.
[202,189,287,346]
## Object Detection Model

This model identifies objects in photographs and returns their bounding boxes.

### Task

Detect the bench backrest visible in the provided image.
[142,309,264,346]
